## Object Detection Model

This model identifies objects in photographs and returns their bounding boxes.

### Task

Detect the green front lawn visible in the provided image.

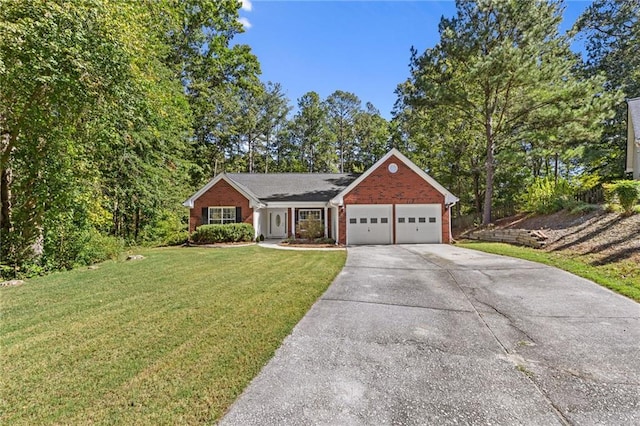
[457,242,640,302]
[1,246,345,425]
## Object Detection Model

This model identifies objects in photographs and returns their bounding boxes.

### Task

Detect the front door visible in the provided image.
[268,209,287,238]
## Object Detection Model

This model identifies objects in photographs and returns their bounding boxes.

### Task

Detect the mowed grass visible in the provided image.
[0,246,345,425]
[457,242,640,302]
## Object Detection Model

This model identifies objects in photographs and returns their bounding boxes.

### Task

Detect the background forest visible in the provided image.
[1,0,638,277]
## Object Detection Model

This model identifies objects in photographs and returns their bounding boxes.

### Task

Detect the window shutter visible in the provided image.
[201,207,208,225]
[235,207,242,223]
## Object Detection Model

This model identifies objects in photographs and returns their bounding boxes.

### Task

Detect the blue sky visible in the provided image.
[237,1,593,119]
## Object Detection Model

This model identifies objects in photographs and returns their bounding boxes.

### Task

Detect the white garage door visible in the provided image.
[395,204,442,244]
[346,205,392,245]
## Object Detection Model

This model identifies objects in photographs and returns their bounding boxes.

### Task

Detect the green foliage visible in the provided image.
[1,0,258,275]
[162,231,190,247]
[140,210,188,246]
[575,0,639,180]
[297,217,324,240]
[520,176,576,214]
[191,223,255,244]
[603,180,640,215]
[325,90,361,173]
[396,0,618,224]
[288,91,337,172]
[569,203,600,215]
[75,230,124,267]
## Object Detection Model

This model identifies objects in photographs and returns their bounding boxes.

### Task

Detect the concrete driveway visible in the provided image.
[220,245,640,425]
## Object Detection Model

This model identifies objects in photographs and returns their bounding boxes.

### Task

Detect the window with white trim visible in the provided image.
[298,209,321,221]
[209,207,236,224]
[297,209,323,232]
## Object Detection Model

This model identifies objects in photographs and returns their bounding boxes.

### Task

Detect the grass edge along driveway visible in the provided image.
[457,241,640,302]
[0,246,345,425]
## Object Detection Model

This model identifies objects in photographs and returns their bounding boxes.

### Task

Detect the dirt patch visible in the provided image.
[498,209,640,264]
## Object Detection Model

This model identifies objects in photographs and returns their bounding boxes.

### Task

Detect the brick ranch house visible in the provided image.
[183,149,459,245]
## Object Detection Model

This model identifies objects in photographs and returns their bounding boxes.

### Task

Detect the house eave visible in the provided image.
[262,201,331,208]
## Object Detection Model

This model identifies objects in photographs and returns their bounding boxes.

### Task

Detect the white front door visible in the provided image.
[395,204,442,244]
[346,204,393,245]
[268,209,287,238]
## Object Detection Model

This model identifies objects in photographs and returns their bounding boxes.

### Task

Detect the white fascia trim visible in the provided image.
[330,148,460,206]
[182,173,262,208]
[264,201,329,208]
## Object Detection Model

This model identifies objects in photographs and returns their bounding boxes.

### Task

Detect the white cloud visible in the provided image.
[238,16,252,29]
[241,0,252,12]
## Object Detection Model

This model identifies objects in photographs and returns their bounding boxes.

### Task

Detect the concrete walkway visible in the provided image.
[220,245,640,425]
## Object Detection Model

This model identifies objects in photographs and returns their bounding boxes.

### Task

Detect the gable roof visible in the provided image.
[182,173,262,208]
[183,172,359,207]
[330,148,459,206]
[227,173,359,202]
[629,97,640,144]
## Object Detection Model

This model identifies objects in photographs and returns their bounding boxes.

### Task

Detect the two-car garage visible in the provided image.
[346,204,442,245]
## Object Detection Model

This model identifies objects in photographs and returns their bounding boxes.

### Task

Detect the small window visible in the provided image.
[370,218,378,224]
[398,217,405,223]
[381,217,388,224]
[360,218,367,224]
[429,217,437,223]
[418,217,426,223]
[408,217,416,223]
[349,218,357,224]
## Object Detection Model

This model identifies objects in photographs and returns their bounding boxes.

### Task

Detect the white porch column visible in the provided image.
[253,208,260,240]
[291,207,295,238]
[335,207,340,244]
[323,206,328,238]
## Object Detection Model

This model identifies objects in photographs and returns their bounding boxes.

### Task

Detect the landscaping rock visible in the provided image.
[126,255,145,261]
[87,265,100,270]
[1,279,25,287]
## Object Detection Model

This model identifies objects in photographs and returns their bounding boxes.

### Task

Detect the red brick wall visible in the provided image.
[189,179,253,233]
[338,155,450,244]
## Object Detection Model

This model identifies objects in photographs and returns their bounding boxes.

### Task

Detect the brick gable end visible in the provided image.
[189,179,253,232]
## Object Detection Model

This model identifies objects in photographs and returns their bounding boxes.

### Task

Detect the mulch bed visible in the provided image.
[499,209,640,264]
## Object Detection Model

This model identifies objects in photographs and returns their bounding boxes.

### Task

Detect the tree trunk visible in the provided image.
[248,136,253,173]
[1,167,12,259]
[483,116,495,225]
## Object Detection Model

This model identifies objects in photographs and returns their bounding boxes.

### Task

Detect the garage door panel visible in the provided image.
[396,204,442,244]
[346,205,392,245]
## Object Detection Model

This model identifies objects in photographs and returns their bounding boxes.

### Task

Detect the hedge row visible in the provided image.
[191,223,255,244]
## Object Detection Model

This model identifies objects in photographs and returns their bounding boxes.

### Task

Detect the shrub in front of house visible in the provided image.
[163,230,190,246]
[191,223,255,244]
[297,217,324,240]
[603,180,640,215]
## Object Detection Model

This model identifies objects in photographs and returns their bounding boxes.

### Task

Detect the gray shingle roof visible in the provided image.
[629,97,640,143]
[226,173,360,202]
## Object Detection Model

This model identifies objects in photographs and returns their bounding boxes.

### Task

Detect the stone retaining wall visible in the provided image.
[465,228,548,248]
